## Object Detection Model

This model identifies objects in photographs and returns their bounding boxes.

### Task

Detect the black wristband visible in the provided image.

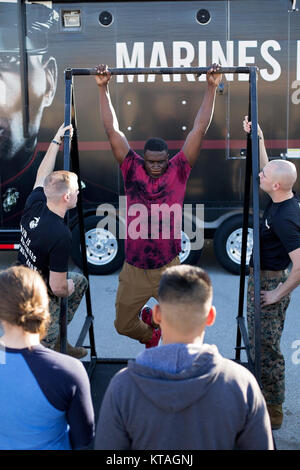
[52,139,61,146]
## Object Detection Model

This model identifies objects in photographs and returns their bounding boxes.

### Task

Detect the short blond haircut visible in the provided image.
[44,171,78,202]
[0,266,50,338]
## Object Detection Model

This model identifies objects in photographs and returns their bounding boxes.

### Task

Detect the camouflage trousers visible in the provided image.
[247,272,290,405]
[42,272,88,349]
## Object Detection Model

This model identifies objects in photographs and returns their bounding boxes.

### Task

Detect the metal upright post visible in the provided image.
[62,69,97,368]
[235,137,254,368]
[68,84,97,359]
[59,68,73,355]
[64,69,73,167]
[234,68,262,380]
[249,67,262,385]
[235,80,255,370]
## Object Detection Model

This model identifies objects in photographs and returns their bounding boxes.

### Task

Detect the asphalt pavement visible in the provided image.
[0,240,299,450]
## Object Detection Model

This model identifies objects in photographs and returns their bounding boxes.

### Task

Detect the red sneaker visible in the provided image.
[145,327,161,349]
[141,306,153,327]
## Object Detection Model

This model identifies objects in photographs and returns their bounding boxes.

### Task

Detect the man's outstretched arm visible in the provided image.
[33,123,72,189]
[243,116,269,170]
[182,64,222,167]
[95,64,130,165]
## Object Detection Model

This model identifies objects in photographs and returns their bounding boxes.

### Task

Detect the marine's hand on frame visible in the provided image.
[54,123,73,144]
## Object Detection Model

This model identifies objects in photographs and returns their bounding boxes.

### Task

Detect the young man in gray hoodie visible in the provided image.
[94,265,274,450]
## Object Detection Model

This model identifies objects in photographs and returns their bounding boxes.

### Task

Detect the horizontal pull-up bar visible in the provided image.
[66,66,258,76]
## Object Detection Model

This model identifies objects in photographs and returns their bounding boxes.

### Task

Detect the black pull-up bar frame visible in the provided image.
[61,65,262,385]
[69,66,253,76]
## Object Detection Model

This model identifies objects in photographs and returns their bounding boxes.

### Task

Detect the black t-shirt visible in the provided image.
[251,194,300,270]
[17,187,72,283]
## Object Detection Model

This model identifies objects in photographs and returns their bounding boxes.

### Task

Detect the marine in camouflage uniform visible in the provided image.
[43,272,88,349]
[247,271,290,405]
[243,118,300,430]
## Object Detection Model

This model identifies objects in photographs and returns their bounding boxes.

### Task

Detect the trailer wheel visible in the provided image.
[179,230,202,265]
[71,215,124,275]
[213,215,253,274]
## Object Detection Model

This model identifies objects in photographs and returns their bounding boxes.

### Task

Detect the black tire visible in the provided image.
[213,215,253,275]
[179,230,202,266]
[71,215,124,275]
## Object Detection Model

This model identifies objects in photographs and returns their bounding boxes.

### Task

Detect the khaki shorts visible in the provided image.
[115,256,180,343]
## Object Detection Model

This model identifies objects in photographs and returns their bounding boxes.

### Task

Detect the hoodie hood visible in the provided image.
[128,343,222,413]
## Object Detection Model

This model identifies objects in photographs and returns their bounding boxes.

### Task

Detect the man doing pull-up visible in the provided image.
[95,64,222,348]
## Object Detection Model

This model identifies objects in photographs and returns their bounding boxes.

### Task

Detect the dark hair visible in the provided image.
[0,266,50,338]
[158,264,212,308]
[144,137,168,154]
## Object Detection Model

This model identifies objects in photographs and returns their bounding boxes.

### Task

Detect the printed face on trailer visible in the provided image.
[0,3,58,167]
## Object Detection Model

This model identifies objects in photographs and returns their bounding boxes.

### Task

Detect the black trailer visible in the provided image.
[2,1,297,449]
[1,0,300,278]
